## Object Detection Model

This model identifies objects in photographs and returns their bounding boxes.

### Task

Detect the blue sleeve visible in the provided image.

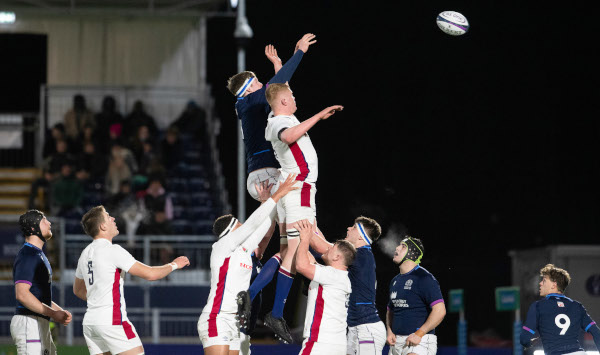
[14,253,38,285]
[581,304,600,350]
[268,50,305,85]
[422,275,444,307]
[520,302,538,347]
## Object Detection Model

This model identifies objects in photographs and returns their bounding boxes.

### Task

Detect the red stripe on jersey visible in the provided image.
[122,321,136,340]
[301,340,316,354]
[289,142,309,181]
[208,257,230,337]
[112,268,122,325]
[308,285,324,341]
[300,182,311,207]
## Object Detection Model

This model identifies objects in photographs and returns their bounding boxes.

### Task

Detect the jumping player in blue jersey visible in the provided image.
[228,33,317,344]
[11,210,72,355]
[386,237,446,355]
[520,264,600,355]
[309,217,387,355]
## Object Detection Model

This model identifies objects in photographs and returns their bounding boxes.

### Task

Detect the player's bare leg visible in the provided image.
[203,345,230,355]
[119,345,144,355]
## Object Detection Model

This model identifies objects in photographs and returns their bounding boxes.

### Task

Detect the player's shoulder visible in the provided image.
[16,244,41,260]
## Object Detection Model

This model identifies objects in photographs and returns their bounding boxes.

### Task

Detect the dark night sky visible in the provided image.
[207,0,600,343]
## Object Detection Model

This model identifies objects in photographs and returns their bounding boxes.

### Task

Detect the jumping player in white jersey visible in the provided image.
[263,82,343,342]
[309,217,386,355]
[386,237,446,355]
[74,206,190,355]
[294,219,356,354]
[198,174,297,355]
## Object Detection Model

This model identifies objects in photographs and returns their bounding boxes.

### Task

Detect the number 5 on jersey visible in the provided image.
[88,261,94,285]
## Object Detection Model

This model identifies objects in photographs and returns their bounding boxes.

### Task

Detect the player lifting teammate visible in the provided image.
[198,175,297,355]
[227,35,317,345]
[11,210,72,355]
[295,219,356,354]
[263,82,343,342]
[520,264,600,354]
[74,206,190,355]
[387,237,446,355]
[309,217,387,355]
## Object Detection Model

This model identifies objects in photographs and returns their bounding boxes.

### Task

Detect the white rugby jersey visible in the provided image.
[265,114,318,183]
[200,199,276,335]
[75,239,137,326]
[303,264,352,345]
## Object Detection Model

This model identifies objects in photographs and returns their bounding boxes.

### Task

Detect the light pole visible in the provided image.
[233,0,253,220]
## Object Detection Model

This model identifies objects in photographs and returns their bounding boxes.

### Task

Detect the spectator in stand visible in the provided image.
[129,125,155,167]
[172,100,206,139]
[124,100,158,138]
[75,141,108,183]
[51,163,83,216]
[94,96,124,152]
[142,177,173,220]
[105,145,133,196]
[64,94,95,144]
[42,123,66,159]
[28,139,75,209]
[105,180,137,232]
[160,126,184,170]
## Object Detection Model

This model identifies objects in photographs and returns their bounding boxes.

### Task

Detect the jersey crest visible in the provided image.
[404,279,413,290]
[391,291,397,299]
[557,301,564,307]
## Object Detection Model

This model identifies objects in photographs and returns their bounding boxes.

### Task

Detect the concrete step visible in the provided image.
[0,168,39,182]
[0,183,31,195]
[0,197,28,209]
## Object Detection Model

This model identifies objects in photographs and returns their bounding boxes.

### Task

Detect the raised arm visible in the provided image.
[265,45,282,74]
[128,256,190,281]
[294,219,316,280]
[279,105,343,145]
[268,34,316,85]
[310,225,333,254]
[224,174,298,250]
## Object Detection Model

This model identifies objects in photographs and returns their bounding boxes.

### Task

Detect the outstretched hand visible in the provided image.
[271,174,299,202]
[295,33,317,54]
[172,256,190,269]
[320,105,344,120]
[255,180,274,203]
[294,219,313,242]
[265,45,282,67]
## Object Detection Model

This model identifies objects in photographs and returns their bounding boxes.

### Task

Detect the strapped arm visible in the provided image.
[223,199,277,252]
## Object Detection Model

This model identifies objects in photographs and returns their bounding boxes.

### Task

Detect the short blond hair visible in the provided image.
[265,83,291,107]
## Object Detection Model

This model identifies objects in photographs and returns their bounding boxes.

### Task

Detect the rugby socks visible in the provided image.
[271,266,294,318]
[249,254,281,301]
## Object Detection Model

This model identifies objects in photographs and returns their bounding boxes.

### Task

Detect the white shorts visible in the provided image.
[10,315,56,355]
[347,321,387,355]
[389,334,437,355]
[280,181,316,226]
[83,321,142,355]
[298,338,346,355]
[198,312,240,350]
[247,168,286,224]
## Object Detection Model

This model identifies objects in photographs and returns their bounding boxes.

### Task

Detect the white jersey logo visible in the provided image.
[391,291,397,299]
[557,301,564,307]
[404,279,413,290]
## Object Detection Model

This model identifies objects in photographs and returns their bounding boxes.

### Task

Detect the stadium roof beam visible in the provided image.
[1,0,230,17]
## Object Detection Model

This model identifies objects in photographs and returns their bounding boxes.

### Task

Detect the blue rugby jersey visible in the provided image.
[13,243,53,320]
[520,293,600,355]
[236,50,304,173]
[347,246,381,327]
[387,265,444,336]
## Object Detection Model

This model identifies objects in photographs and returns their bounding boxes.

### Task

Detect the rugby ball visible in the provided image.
[436,11,469,36]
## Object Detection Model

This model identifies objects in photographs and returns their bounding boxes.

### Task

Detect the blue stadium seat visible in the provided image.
[170,220,192,234]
